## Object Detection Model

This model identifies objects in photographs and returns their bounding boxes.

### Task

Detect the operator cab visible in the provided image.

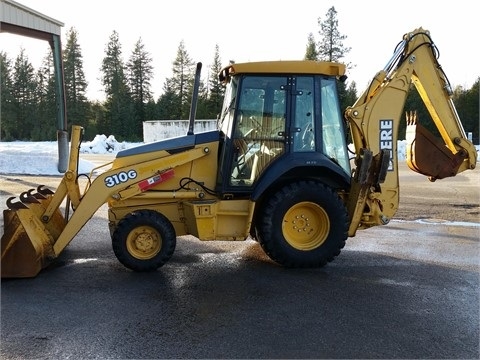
[216,61,351,196]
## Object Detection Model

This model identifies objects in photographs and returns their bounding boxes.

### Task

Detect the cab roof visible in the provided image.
[219,60,346,82]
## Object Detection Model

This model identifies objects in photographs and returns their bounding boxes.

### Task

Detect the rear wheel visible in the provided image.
[112,210,176,272]
[256,181,348,267]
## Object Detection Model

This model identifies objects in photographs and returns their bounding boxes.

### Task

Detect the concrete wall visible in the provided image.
[143,120,217,142]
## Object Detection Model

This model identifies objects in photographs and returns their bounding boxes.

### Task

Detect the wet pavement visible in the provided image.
[1,162,479,359]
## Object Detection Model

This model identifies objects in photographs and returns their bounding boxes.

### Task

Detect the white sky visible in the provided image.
[1,0,479,101]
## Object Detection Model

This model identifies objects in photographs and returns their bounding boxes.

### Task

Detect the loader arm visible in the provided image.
[1,125,210,277]
[52,140,210,256]
[344,27,477,236]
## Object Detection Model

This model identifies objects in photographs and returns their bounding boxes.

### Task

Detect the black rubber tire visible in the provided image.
[112,210,176,272]
[255,181,348,268]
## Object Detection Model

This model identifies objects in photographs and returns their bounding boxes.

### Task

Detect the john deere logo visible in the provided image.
[379,120,393,171]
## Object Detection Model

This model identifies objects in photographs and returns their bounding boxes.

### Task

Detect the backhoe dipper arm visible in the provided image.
[344,27,477,236]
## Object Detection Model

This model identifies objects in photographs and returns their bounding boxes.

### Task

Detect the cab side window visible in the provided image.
[293,77,315,152]
[320,78,350,173]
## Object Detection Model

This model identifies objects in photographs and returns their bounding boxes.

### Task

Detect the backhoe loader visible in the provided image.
[1,27,477,278]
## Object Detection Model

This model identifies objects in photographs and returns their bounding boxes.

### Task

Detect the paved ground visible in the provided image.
[0,160,479,359]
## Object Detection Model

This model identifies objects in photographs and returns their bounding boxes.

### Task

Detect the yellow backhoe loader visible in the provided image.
[1,27,477,278]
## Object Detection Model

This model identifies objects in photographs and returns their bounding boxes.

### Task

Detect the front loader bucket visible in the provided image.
[1,187,66,278]
[405,112,467,181]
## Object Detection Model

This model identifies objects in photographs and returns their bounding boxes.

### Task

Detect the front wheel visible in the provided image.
[256,181,348,268]
[112,210,176,272]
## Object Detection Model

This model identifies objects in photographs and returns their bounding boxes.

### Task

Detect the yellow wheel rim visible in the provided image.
[126,225,162,260]
[282,201,330,250]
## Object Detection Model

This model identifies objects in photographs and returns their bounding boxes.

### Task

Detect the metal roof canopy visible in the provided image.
[1,0,63,38]
[0,0,69,172]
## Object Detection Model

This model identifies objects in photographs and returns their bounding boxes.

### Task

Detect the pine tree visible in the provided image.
[32,53,57,140]
[144,99,156,121]
[156,78,180,120]
[100,30,133,139]
[11,48,37,139]
[169,40,196,120]
[316,6,351,63]
[453,79,479,144]
[90,100,107,137]
[304,33,319,60]
[63,27,90,133]
[315,6,354,114]
[127,37,154,138]
[204,44,225,119]
[0,52,15,140]
[344,81,358,109]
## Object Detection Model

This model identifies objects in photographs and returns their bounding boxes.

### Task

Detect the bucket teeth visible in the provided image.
[20,190,41,204]
[6,197,28,210]
[28,188,47,200]
[4,186,50,210]
[406,110,418,126]
[37,185,54,197]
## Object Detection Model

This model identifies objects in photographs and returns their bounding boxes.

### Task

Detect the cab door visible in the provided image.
[227,76,288,188]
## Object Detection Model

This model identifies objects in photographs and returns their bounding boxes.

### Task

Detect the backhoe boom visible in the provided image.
[344,27,477,236]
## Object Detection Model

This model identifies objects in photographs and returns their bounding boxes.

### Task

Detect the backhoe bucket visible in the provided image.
[1,187,66,278]
[405,112,466,181]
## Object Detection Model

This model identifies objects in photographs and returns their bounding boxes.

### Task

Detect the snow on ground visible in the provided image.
[0,135,478,176]
[0,134,140,176]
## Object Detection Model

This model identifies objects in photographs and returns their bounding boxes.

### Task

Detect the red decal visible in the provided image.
[138,169,174,191]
